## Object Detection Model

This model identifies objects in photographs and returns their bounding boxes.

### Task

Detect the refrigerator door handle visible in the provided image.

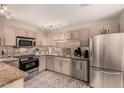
[89,37,93,62]
[91,68,121,75]
[100,70,121,75]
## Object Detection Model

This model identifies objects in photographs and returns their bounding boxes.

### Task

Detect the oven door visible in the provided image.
[19,59,39,71]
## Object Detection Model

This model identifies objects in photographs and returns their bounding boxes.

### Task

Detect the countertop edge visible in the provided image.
[39,55,89,61]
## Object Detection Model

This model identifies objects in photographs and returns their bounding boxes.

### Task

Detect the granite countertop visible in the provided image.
[0,62,28,87]
[0,57,19,62]
[39,55,89,61]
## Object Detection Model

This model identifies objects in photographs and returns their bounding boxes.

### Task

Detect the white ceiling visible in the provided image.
[7,4,124,28]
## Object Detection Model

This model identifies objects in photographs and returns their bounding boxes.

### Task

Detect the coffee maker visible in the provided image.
[74,47,82,57]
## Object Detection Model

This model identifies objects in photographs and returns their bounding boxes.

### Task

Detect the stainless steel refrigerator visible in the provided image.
[89,33,124,88]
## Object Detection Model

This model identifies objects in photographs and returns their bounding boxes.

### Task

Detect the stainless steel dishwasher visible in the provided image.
[72,59,89,82]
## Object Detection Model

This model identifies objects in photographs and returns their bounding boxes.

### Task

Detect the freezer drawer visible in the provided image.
[72,59,88,82]
[90,67,123,88]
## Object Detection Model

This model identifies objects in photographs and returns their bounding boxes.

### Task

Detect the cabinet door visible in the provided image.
[27,30,35,38]
[46,56,54,71]
[4,25,16,46]
[39,56,46,72]
[71,31,79,40]
[46,31,53,45]
[90,27,103,36]
[52,32,58,41]
[35,31,43,46]
[54,57,62,73]
[54,61,62,73]
[64,31,71,40]
[79,28,90,46]
[104,25,119,33]
[62,59,72,76]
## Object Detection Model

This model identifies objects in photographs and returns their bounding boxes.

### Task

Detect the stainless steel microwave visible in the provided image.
[16,36,36,47]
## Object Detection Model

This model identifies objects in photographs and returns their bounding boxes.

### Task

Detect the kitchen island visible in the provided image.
[0,62,28,88]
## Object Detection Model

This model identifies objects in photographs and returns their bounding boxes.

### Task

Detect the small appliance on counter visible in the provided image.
[74,47,82,57]
[81,47,89,59]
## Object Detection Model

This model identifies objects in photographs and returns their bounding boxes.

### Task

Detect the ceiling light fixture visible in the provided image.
[41,22,65,31]
[0,4,13,19]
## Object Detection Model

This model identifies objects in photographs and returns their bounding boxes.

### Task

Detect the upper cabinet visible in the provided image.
[64,31,71,40]
[79,28,90,46]
[35,31,43,46]
[46,31,53,45]
[15,28,27,37]
[71,30,79,40]
[53,31,71,41]
[0,24,45,47]
[90,27,103,36]
[15,28,35,38]
[4,25,16,46]
[26,30,35,38]
[103,24,119,33]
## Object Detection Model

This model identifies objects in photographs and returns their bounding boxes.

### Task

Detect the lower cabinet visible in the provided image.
[54,57,72,76]
[61,59,72,76]
[39,56,46,72]
[45,56,88,80]
[46,56,54,71]
[54,59,62,73]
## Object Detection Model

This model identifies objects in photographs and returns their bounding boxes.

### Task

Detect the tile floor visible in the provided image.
[25,71,89,88]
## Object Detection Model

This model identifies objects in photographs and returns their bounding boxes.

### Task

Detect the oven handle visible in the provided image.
[20,59,39,64]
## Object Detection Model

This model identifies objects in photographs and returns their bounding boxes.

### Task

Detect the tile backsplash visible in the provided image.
[0,46,35,58]
[0,40,88,58]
